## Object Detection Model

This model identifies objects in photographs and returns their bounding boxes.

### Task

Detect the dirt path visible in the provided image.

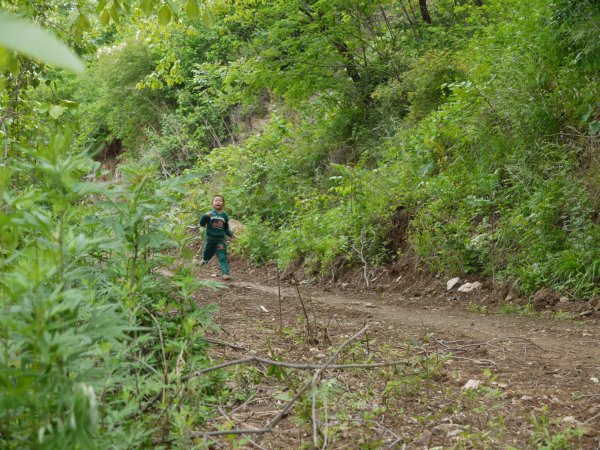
[197,269,600,449]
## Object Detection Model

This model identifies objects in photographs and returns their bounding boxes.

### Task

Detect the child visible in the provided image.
[199,195,233,280]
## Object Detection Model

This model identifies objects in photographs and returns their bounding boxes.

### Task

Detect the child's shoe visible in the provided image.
[222,274,231,280]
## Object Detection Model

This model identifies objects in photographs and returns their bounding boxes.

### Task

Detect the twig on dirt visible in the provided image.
[229,391,259,415]
[277,266,283,332]
[451,355,497,366]
[190,325,370,441]
[217,405,267,450]
[292,274,315,343]
[435,336,545,352]
[181,355,407,382]
[455,336,545,351]
[310,325,370,448]
[203,337,249,351]
[584,410,600,424]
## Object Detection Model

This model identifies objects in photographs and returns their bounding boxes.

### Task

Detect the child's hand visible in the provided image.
[205,212,212,217]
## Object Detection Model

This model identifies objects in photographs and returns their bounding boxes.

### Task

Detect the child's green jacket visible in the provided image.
[199,210,233,238]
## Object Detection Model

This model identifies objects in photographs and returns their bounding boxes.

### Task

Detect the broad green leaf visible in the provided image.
[140,0,154,17]
[49,105,66,119]
[201,6,215,28]
[0,12,84,73]
[75,13,91,32]
[110,2,121,25]
[61,100,78,109]
[100,9,110,26]
[158,5,172,26]
[185,0,200,20]
[96,0,108,14]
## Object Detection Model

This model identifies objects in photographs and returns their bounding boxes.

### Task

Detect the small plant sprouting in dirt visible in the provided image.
[549,310,577,320]
[467,302,489,314]
[499,302,536,316]
[529,406,586,449]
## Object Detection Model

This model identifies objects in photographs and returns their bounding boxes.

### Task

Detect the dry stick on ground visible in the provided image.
[181,355,407,382]
[292,274,315,343]
[217,404,267,450]
[310,325,370,448]
[451,336,545,351]
[203,337,249,352]
[142,345,408,416]
[277,266,283,332]
[189,325,371,440]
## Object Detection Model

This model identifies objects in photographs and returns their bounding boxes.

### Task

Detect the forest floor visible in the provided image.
[193,257,600,449]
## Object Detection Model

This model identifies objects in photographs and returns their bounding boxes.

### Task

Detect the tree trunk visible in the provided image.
[418,0,432,23]
[474,0,483,5]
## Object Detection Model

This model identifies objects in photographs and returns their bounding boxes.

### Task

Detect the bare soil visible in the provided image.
[193,259,600,449]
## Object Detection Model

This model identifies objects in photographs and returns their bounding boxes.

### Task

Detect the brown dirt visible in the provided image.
[193,259,600,449]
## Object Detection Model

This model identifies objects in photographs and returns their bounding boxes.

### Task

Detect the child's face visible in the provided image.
[212,196,224,211]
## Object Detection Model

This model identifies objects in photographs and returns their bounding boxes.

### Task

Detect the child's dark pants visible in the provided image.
[202,237,229,275]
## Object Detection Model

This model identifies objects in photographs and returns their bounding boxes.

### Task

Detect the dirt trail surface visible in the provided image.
[195,265,600,449]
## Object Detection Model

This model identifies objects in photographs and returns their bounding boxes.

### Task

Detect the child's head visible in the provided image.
[212,194,225,211]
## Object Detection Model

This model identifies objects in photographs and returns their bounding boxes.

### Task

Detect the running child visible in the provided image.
[199,195,233,279]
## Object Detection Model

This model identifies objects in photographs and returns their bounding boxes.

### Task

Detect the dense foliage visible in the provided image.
[1,0,599,447]
[75,0,597,298]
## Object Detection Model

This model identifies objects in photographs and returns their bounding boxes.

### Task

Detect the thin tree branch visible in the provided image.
[190,326,371,440]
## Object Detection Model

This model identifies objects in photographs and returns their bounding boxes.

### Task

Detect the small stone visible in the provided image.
[463,379,481,390]
[309,347,320,354]
[448,428,463,438]
[446,277,461,291]
[520,395,533,401]
[562,416,582,427]
[417,429,432,446]
[458,282,483,293]
[316,353,327,359]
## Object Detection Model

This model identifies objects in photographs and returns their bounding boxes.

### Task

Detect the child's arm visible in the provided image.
[199,211,212,227]
[224,216,233,237]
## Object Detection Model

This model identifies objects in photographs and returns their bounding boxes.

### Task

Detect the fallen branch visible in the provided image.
[312,325,370,448]
[203,337,249,351]
[189,325,371,440]
[435,336,545,352]
[181,355,406,382]
[292,274,315,343]
[217,405,267,450]
[451,355,497,366]
[455,336,545,351]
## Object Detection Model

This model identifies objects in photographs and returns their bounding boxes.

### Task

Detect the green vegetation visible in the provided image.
[71,0,595,298]
[1,0,598,447]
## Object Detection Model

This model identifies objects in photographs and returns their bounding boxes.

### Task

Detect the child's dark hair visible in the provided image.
[213,194,225,203]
